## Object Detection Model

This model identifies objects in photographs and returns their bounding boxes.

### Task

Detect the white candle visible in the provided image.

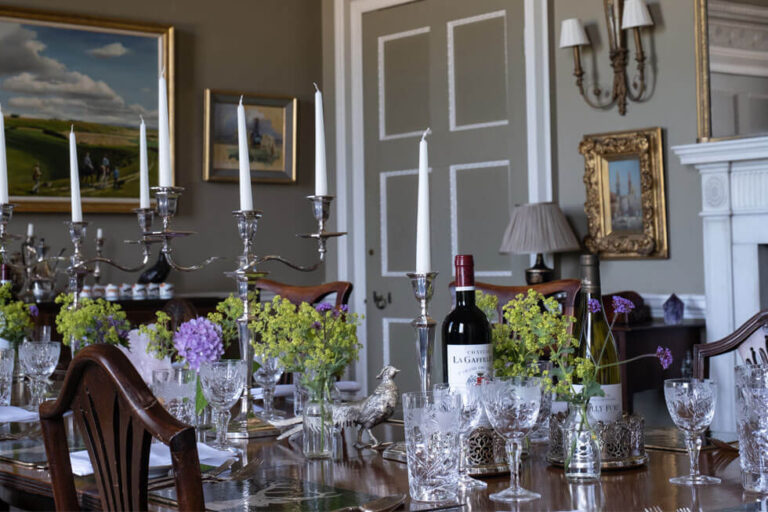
[139,116,150,209]
[69,126,82,222]
[416,128,431,274]
[26,223,33,238]
[314,83,328,196]
[158,70,172,188]
[96,228,103,240]
[237,96,254,211]
[0,104,8,204]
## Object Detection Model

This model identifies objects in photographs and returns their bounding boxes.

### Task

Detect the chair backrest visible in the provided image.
[254,279,353,308]
[161,298,199,331]
[693,309,768,379]
[40,345,204,512]
[449,279,582,319]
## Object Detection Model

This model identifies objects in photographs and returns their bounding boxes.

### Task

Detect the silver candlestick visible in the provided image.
[407,272,438,393]
[0,204,19,267]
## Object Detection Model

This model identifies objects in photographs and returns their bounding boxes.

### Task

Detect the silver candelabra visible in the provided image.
[228,194,345,436]
[0,204,19,269]
[407,272,438,393]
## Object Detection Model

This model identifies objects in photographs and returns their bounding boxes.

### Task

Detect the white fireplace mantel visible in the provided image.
[673,136,768,432]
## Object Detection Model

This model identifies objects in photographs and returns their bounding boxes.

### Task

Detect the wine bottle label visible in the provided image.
[571,383,622,423]
[446,343,492,389]
[455,286,474,292]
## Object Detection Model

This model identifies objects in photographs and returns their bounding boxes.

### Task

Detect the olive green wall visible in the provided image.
[553,0,704,294]
[4,0,324,294]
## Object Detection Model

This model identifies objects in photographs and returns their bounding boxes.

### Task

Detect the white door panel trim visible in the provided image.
[382,317,412,367]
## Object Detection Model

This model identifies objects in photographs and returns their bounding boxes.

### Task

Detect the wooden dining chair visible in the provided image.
[449,279,582,319]
[161,298,199,331]
[693,309,768,379]
[254,279,353,308]
[39,344,204,512]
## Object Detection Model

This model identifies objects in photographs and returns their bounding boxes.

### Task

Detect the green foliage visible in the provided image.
[54,294,130,348]
[139,311,175,360]
[0,283,34,346]
[206,293,254,350]
[475,290,499,323]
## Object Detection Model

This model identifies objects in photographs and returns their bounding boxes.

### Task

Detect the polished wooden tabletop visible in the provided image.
[0,418,761,512]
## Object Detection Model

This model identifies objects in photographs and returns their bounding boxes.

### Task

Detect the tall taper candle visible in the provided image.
[158,70,172,188]
[139,116,150,209]
[0,104,8,204]
[416,128,431,274]
[313,83,328,196]
[237,96,254,211]
[69,127,83,222]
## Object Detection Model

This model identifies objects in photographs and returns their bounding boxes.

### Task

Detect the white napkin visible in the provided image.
[69,442,234,476]
[250,384,294,400]
[0,406,38,423]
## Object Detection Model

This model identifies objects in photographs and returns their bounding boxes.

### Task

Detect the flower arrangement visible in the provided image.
[206,293,257,347]
[55,294,130,348]
[0,283,35,347]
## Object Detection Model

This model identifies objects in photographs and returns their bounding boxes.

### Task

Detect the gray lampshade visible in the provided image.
[499,202,581,255]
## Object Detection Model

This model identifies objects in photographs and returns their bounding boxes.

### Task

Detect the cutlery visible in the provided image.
[148,457,235,491]
[332,493,407,512]
[643,507,663,512]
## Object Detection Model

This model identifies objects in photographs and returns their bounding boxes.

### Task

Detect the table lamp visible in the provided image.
[499,202,581,285]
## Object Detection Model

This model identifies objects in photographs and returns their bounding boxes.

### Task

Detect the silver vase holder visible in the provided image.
[547,411,648,470]
[226,195,345,438]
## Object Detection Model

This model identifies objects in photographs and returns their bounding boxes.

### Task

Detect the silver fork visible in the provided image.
[643,507,664,512]
[676,507,692,512]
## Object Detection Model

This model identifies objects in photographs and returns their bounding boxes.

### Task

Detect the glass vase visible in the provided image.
[302,382,333,459]
[563,402,601,481]
[293,372,308,417]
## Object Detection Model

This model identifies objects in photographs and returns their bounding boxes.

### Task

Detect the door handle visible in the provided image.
[372,291,391,310]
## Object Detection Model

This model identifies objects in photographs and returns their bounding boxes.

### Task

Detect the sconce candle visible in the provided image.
[97,228,103,240]
[0,104,7,204]
[314,83,328,196]
[139,117,150,209]
[26,223,33,238]
[157,70,172,188]
[415,128,431,274]
[237,96,254,211]
[69,127,83,223]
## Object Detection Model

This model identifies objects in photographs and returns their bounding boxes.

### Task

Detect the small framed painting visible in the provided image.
[579,127,668,259]
[0,7,173,213]
[203,89,297,184]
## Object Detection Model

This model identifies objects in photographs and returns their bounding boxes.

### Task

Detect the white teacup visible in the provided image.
[105,284,119,301]
[132,283,147,300]
[147,282,160,299]
[79,285,92,299]
[92,284,105,299]
[159,282,174,299]
[119,283,132,300]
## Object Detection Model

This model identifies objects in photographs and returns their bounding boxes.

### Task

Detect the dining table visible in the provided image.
[0,411,763,512]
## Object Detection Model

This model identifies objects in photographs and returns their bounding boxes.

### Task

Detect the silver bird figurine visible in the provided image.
[333,365,400,450]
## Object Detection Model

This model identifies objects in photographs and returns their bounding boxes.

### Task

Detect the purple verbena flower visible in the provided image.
[656,346,673,370]
[28,305,38,317]
[612,296,635,315]
[587,298,601,314]
[340,305,349,314]
[315,303,333,313]
[311,321,322,330]
[173,317,224,371]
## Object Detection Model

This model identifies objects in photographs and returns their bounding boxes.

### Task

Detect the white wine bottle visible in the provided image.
[573,254,622,423]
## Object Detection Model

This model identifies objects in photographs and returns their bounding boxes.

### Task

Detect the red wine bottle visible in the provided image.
[442,255,492,388]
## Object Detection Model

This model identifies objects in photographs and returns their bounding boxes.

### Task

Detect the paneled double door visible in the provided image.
[362,0,530,393]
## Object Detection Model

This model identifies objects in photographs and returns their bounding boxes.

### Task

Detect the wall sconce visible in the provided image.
[560,0,654,115]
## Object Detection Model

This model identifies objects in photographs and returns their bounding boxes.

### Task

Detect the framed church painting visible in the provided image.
[579,127,668,259]
[0,7,174,213]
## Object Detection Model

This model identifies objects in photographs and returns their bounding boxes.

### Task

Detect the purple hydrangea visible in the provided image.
[173,317,223,370]
[315,303,333,313]
[28,304,38,317]
[656,346,673,370]
[587,298,601,314]
[612,296,635,315]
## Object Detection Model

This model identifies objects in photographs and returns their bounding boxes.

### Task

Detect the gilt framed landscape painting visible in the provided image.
[579,127,668,259]
[0,7,173,213]
[203,89,297,184]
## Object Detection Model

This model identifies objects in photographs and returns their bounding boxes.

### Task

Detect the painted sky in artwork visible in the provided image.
[609,158,641,197]
[0,21,159,128]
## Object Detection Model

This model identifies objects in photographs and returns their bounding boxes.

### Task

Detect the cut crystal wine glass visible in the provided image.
[482,375,542,502]
[252,348,285,421]
[664,378,721,485]
[200,360,247,453]
[19,341,60,411]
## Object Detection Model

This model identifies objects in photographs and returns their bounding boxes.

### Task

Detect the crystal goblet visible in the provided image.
[252,348,285,421]
[664,378,721,485]
[434,378,488,490]
[19,341,60,411]
[200,360,247,453]
[0,348,14,406]
[151,367,196,424]
[482,375,542,502]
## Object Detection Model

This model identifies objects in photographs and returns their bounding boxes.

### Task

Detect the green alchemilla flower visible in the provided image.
[55,294,130,348]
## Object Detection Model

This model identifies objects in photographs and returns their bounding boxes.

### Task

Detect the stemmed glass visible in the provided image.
[434,378,487,490]
[199,360,247,452]
[0,348,14,406]
[19,342,60,411]
[482,375,542,502]
[252,348,285,421]
[664,378,721,485]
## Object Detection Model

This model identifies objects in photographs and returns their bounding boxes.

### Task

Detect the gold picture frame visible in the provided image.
[579,127,668,259]
[203,89,297,184]
[0,6,174,213]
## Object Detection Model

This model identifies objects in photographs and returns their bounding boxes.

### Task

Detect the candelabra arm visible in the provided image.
[625,27,648,102]
[84,253,151,273]
[256,253,323,273]
[162,248,221,272]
